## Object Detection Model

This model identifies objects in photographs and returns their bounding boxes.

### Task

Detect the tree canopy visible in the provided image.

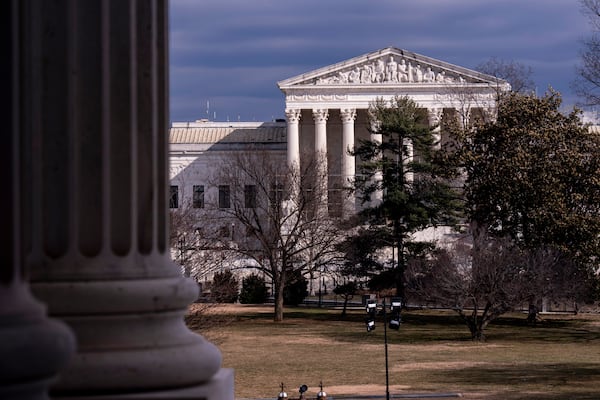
[351,96,463,298]
[456,90,600,263]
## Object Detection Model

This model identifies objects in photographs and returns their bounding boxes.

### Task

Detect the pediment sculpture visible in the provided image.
[313,55,469,86]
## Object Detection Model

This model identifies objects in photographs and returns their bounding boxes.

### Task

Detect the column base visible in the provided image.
[51,368,234,400]
[0,285,76,400]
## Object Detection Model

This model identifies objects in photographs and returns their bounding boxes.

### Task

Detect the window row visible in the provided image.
[169,184,258,209]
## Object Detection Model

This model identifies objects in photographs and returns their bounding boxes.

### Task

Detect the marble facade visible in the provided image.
[279,47,508,216]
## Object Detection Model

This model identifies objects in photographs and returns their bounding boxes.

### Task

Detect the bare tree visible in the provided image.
[476,57,535,94]
[169,195,237,287]
[574,0,600,107]
[212,150,346,322]
[409,230,530,341]
[409,221,596,341]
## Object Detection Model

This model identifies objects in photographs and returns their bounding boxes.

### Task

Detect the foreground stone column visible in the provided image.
[20,1,232,398]
[1,3,76,397]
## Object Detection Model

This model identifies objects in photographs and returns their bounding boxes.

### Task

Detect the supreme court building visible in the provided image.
[171,47,509,218]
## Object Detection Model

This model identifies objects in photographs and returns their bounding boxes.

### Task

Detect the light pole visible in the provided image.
[365,297,403,400]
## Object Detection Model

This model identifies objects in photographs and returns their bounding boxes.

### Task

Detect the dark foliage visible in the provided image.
[210,269,239,303]
[239,274,269,304]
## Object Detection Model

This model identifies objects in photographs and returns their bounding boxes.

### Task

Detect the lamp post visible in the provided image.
[365,297,403,400]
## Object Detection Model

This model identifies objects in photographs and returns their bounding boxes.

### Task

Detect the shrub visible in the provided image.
[239,274,269,304]
[210,269,238,303]
[283,271,308,306]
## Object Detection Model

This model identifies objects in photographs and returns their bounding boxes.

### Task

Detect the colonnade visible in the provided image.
[284,106,473,217]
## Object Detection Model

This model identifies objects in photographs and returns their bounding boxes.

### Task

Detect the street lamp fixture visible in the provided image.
[365,299,377,332]
[388,298,403,330]
[365,297,403,400]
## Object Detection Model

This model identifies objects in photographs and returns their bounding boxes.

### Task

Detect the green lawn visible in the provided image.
[187,305,600,399]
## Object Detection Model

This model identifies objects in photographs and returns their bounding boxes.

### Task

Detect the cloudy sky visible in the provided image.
[170,0,593,123]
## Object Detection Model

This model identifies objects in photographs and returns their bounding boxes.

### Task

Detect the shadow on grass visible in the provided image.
[199,306,600,345]
[427,363,600,400]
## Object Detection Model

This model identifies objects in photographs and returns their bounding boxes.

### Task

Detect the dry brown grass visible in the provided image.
[186,304,600,399]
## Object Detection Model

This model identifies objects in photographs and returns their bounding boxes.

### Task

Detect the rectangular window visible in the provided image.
[328,186,343,218]
[220,225,230,238]
[193,185,205,208]
[269,182,284,207]
[169,185,179,208]
[244,185,257,208]
[218,185,230,209]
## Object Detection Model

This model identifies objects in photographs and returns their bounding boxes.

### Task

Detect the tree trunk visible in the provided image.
[341,296,349,318]
[395,238,405,300]
[274,284,285,322]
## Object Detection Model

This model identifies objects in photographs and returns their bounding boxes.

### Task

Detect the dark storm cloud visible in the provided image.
[169,0,591,122]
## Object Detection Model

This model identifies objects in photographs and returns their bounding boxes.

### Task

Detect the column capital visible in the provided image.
[312,108,329,123]
[285,108,302,123]
[340,108,357,123]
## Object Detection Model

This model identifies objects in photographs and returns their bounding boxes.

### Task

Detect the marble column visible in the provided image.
[370,121,384,206]
[340,108,357,216]
[285,108,301,168]
[428,108,443,149]
[313,108,329,211]
[313,108,329,156]
[20,1,232,398]
[404,137,414,183]
[1,3,76,398]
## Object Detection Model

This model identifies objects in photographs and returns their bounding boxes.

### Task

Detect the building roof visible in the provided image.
[170,121,286,144]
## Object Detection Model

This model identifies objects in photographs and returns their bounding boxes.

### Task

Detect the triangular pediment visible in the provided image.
[278,47,507,89]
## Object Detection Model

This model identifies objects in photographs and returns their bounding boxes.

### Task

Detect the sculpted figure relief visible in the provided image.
[386,56,398,82]
[398,59,408,82]
[423,66,435,82]
[374,58,385,83]
[360,64,372,83]
[312,55,464,85]
[348,66,361,83]
[414,64,424,82]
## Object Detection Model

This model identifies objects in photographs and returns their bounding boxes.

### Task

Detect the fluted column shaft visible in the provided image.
[1,3,76,398]
[428,108,443,149]
[313,108,329,155]
[340,108,356,216]
[20,1,231,398]
[370,121,384,206]
[313,109,329,212]
[285,109,301,168]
